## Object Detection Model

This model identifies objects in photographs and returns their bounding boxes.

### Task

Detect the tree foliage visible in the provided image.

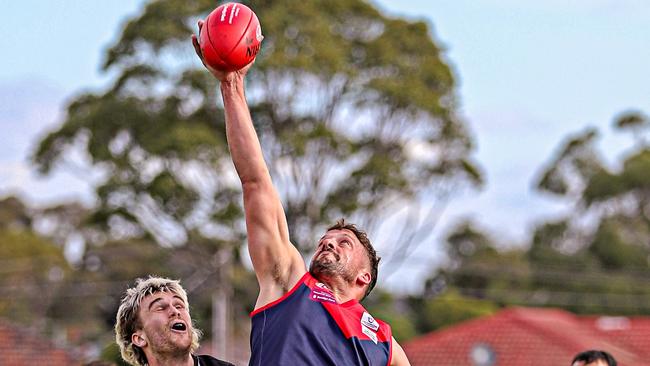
[25,1,483,356]
[427,110,650,316]
[32,0,480,258]
[409,290,497,333]
[0,197,72,328]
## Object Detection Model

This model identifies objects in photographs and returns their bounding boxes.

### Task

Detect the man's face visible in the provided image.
[134,291,193,358]
[310,229,368,284]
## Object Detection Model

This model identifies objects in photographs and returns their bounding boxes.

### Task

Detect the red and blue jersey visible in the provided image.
[249,272,392,366]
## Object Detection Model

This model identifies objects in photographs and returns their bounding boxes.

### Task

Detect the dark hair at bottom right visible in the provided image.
[572,350,617,366]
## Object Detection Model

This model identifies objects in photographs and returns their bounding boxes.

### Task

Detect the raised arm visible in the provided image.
[192,22,306,309]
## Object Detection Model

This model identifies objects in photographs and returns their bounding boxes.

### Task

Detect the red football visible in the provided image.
[199,2,263,72]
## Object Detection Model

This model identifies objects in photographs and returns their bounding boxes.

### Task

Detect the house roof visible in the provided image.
[579,315,650,360]
[404,307,649,366]
[0,319,79,366]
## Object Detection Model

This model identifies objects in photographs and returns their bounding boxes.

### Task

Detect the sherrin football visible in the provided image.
[199,2,263,72]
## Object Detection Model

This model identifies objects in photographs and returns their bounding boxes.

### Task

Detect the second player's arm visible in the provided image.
[390,337,412,366]
[220,75,306,307]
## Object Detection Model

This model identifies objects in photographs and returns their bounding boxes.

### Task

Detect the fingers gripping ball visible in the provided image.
[199,2,263,72]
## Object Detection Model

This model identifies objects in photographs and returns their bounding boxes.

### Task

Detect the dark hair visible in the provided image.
[327,219,380,299]
[572,350,617,366]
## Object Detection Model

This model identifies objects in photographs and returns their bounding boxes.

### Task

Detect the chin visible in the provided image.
[172,337,193,353]
[311,264,339,280]
[169,332,193,349]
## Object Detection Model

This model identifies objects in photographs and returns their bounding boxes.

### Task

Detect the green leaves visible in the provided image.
[589,218,649,270]
[417,290,497,332]
[614,111,648,130]
[103,0,214,70]
[536,128,602,197]
[432,110,650,315]
[33,0,480,259]
[0,223,71,325]
[147,171,198,216]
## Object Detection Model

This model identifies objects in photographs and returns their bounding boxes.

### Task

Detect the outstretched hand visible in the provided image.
[191,20,254,83]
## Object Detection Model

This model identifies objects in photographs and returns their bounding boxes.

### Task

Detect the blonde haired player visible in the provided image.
[115,277,233,366]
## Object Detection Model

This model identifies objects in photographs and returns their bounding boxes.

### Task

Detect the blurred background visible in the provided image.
[2,0,650,365]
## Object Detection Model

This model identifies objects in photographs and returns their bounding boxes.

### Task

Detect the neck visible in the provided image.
[145,352,193,366]
[316,274,361,303]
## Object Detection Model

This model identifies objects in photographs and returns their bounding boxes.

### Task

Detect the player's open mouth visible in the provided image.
[171,321,187,332]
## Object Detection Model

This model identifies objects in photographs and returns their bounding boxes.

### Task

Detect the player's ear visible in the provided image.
[357,271,371,287]
[132,331,148,348]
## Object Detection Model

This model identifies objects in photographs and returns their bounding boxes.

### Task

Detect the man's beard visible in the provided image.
[147,326,193,360]
[309,250,356,283]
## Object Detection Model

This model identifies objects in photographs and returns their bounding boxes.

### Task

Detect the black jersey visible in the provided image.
[193,354,235,366]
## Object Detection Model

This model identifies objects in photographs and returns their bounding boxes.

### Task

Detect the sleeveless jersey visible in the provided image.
[249,272,392,366]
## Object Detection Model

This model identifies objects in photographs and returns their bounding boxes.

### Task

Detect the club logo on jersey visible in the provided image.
[361,312,379,331]
[310,283,337,304]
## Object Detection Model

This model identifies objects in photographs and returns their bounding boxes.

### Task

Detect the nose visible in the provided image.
[169,306,181,317]
[324,239,335,250]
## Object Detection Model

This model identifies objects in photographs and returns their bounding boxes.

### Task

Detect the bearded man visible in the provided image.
[192,20,411,366]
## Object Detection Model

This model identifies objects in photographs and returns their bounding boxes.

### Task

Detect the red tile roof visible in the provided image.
[0,319,80,366]
[404,307,649,366]
[579,315,650,360]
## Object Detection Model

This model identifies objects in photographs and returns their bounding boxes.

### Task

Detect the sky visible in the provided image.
[1,1,650,293]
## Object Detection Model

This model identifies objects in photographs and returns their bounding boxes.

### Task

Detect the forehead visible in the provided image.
[141,290,184,307]
[322,229,360,243]
[586,361,608,366]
